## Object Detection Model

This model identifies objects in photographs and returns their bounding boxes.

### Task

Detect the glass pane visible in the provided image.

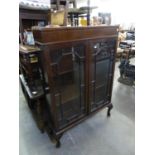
[91,40,114,111]
[50,45,85,128]
[96,60,109,87]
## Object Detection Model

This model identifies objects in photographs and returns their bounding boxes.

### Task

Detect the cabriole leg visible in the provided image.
[107,104,113,117]
[56,140,61,148]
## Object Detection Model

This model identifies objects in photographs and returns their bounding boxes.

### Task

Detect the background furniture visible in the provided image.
[68,9,87,26]
[32,26,118,147]
[116,28,135,60]
[19,8,49,43]
[98,13,111,25]
[118,58,135,86]
[51,0,77,10]
[19,45,43,90]
[19,45,49,132]
[50,0,77,26]
[49,10,66,26]
[68,6,97,26]
[50,0,96,26]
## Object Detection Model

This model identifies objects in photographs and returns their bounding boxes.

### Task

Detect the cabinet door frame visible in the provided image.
[43,40,89,130]
[87,37,117,113]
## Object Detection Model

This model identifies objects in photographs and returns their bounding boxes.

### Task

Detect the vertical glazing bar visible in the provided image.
[59,92,64,120]
[78,58,82,111]
[55,92,64,121]
[104,44,111,100]
[93,54,97,105]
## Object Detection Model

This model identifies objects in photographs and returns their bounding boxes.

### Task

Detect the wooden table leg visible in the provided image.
[36,99,44,133]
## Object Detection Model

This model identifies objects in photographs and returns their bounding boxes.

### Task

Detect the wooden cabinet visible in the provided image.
[32,26,118,147]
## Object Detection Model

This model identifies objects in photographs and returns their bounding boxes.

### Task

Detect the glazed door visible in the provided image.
[46,43,87,129]
[89,38,116,112]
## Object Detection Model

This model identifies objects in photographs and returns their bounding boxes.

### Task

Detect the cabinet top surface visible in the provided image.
[32,25,119,32]
[33,25,119,44]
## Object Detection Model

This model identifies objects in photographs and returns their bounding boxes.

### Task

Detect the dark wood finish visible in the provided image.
[20,74,46,132]
[33,26,118,44]
[26,26,119,147]
[19,45,49,133]
[19,45,43,89]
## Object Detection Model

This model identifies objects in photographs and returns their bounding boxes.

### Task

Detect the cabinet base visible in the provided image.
[45,103,113,148]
